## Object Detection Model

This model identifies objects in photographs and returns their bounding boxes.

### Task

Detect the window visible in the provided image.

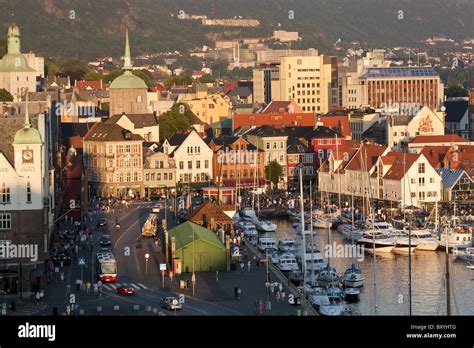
[419,177,425,186]
[205,160,209,169]
[1,183,10,203]
[137,95,142,102]
[280,141,284,149]
[188,161,192,169]
[164,173,168,180]
[430,178,434,184]
[196,161,201,169]
[273,142,277,149]
[157,173,161,181]
[0,213,11,230]
[418,163,425,174]
[179,161,184,170]
[159,161,164,169]
[411,192,416,198]
[265,142,270,150]
[26,182,31,203]
[410,178,415,184]
[169,173,173,180]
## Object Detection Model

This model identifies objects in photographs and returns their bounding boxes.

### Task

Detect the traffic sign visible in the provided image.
[78,257,85,266]
[159,263,167,271]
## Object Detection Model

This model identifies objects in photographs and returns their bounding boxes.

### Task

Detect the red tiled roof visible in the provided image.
[345,144,387,171]
[383,152,420,180]
[319,116,351,138]
[233,113,315,129]
[75,80,104,91]
[411,134,467,144]
[261,101,302,114]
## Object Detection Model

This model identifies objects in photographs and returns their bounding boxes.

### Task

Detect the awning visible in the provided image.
[222,178,266,188]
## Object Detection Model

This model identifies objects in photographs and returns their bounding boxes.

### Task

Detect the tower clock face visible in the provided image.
[22,149,34,163]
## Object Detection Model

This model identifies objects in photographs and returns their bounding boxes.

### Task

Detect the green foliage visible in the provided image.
[265,160,283,187]
[0,88,13,102]
[158,103,195,141]
[132,69,155,87]
[83,71,104,80]
[103,69,123,84]
[59,58,89,81]
[0,36,6,58]
[436,67,474,90]
[164,75,192,88]
[45,61,60,77]
[445,85,468,98]
[198,74,216,84]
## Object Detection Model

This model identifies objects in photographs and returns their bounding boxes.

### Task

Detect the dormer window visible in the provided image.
[26,182,31,203]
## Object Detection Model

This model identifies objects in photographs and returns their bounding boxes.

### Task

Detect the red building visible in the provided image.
[308,126,345,163]
[286,137,317,188]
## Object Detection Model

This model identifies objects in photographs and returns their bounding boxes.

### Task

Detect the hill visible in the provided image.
[0,0,472,60]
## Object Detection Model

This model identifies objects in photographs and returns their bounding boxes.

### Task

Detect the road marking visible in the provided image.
[113,220,139,249]
[137,283,147,289]
[129,283,140,290]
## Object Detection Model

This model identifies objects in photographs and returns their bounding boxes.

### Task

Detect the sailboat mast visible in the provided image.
[336,133,341,212]
[309,180,315,286]
[299,167,307,291]
[445,224,451,315]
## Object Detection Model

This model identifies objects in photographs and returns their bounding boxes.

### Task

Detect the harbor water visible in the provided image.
[263,219,473,315]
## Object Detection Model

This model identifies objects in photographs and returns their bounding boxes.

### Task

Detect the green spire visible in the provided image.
[7,24,21,54]
[123,28,132,71]
[24,89,30,129]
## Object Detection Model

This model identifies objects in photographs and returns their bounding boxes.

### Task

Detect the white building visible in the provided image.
[106,113,160,142]
[161,130,213,184]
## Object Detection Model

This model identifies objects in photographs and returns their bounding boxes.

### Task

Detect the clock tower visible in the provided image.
[12,90,44,207]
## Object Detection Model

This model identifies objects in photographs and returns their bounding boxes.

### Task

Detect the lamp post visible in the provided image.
[144,253,150,278]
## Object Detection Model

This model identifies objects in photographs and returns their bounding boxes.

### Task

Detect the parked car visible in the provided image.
[161,297,182,310]
[116,285,135,296]
[99,235,112,247]
[97,219,107,227]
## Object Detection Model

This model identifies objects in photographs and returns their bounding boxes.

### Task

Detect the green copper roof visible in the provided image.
[0,24,35,73]
[110,70,147,89]
[168,221,225,250]
[13,91,42,145]
[109,29,147,90]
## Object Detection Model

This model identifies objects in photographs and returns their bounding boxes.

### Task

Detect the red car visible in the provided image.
[116,285,135,296]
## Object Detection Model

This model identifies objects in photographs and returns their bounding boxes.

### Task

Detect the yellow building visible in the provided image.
[181,90,232,127]
[279,55,333,113]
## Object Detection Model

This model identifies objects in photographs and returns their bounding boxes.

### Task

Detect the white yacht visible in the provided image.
[316,265,340,287]
[453,247,474,262]
[357,231,395,253]
[308,286,329,310]
[240,208,257,222]
[318,295,343,316]
[389,230,418,254]
[339,224,364,241]
[257,237,277,252]
[277,254,300,272]
[278,237,297,252]
[342,263,365,288]
[412,229,439,251]
[254,219,277,232]
[301,250,326,272]
[437,225,472,250]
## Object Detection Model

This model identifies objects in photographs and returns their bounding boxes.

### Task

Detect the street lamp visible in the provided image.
[144,253,150,278]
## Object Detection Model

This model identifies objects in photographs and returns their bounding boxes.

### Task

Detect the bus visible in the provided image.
[141,214,158,237]
[96,252,117,282]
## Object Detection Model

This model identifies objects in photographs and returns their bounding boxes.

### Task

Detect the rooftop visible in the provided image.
[360,66,439,79]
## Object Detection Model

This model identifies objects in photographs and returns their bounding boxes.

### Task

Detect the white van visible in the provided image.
[257,237,277,252]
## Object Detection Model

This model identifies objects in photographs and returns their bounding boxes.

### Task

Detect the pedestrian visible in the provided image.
[93,282,98,295]
[75,279,82,292]
[278,282,283,293]
[60,272,64,282]
[215,270,219,283]
[39,290,44,305]
[66,304,71,316]
[258,300,264,315]
[256,258,260,270]
[281,291,286,302]
[66,284,71,295]
[240,262,245,272]
[247,260,251,272]
[54,266,59,282]
[97,280,103,297]
[169,271,173,283]
[276,291,281,303]
[270,283,275,293]
[86,282,91,294]
[35,291,41,306]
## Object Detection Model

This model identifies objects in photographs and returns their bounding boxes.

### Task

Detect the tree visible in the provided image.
[45,61,60,77]
[265,160,283,188]
[103,69,123,84]
[158,103,195,141]
[163,75,192,88]
[83,71,104,80]
[0,36,6,57]
[132,69,155,87]
[0,88,13,102]
[59,58,90,81]
[199,74,216,84]
[445,85,468,98]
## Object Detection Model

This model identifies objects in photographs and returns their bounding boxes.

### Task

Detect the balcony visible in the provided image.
[106,167,115,172]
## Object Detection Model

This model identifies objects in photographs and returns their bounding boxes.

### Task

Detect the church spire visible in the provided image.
[123,28,132,71]
[24,89,31,129]
[7,23,21,54]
